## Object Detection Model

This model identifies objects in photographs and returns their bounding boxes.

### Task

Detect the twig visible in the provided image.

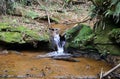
[45,9,51,27]
[65,16,91,25]
[36,0,51,28]
[100,68,103,79]
[102,63,120,78]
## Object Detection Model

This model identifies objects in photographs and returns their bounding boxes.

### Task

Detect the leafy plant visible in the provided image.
[89,0,120,26]
[109,28,120,44]
[26,10,39,19]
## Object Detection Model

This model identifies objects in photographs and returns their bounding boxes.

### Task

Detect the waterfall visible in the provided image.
[37,28,71,58]
[47,32,70,57]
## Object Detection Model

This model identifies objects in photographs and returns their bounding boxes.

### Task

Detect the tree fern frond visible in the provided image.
[110,0,118,6]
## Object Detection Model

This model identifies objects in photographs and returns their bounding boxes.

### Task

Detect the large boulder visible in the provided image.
[65,23,120,56]
[65,24,94,49]
[109,28,120,44]
[93,22,120,55]
[0,23,49,44]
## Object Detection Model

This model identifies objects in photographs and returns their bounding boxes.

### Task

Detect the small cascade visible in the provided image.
[37,28,71,58]
[47,33,70,56]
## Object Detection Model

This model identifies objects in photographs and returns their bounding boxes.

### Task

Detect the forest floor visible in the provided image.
[0,1,94,34]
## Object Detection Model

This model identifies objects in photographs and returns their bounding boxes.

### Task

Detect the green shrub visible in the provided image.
[109,28,120,44]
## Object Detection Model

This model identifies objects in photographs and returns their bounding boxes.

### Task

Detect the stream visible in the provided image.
[0,51,111,79]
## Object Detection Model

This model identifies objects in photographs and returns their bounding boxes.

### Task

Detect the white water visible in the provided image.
[37,32,71,58]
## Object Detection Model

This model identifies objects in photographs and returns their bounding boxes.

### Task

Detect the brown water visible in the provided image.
[0,51,111,79]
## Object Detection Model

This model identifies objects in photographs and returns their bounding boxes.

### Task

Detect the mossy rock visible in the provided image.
[94,22,120,55]
[0,32,25,43]
[0,23,49,44]
[96,44,120,56]
[109,28,120,44]
[94,23,115,44]
[65,24,94,49]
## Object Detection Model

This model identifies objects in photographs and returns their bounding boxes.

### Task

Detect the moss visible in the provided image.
[94,22,120,55]
[0,23,9,26]
[94,23,115,44]
[0,23,10,31]
[66,22,120,55]
[66,24,94,49]
[73,25,93,43]
[39,33,49,42]
[96,45,120,55]
[66,24,82,41]
[0,32,25,43]
[12,26,28,32]
[0,23,49,44]
[109,28,120,44]
[24,30,47,42]
[26,10,39,19]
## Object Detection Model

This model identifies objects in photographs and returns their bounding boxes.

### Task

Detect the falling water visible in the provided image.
[37,28,71,58]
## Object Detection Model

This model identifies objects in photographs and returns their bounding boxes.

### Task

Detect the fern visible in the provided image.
[90,0,120,25]
[26,10,39,19]
[110,0,119,6]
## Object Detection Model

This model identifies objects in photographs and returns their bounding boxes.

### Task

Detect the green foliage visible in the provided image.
[0,23,9,29]
[19,0,32,6]
[66,24,94,49]
[0,32,24,43]
[96,44,120,55]
[26,10,39,19]
[94,23,120,55]
[109,28,120,44]
[90,0,120,24]
[65,0,70,3]
[0,23,49,44]
[65,24,82,41]
[89,0,120,55]
[73,25,93,44]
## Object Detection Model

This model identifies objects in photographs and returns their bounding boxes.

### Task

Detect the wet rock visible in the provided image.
[88,52,101,60]
[52,56,80,62]
[0,50,8,54]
